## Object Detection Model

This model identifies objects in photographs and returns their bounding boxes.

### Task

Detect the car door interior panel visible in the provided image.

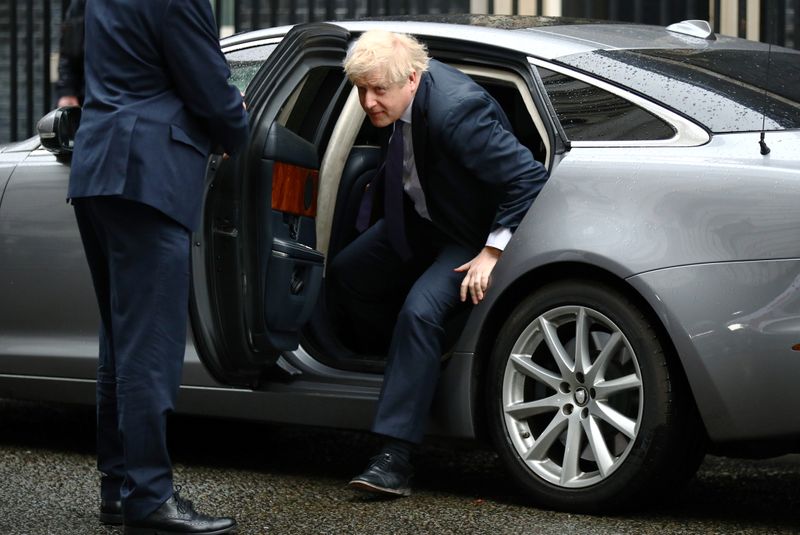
[264,126,321,226]
[190,23,351,386]
[252,122,325,351]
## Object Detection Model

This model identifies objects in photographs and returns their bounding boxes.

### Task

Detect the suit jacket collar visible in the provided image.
[411,70,432,187]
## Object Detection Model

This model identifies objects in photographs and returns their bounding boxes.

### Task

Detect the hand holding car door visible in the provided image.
[330,29,548,497]
[69,1,248,533]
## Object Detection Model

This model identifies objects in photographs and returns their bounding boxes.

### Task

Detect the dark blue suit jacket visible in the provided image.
[411,60,548,250]
[69,0,248,231]
[56,0,85,101]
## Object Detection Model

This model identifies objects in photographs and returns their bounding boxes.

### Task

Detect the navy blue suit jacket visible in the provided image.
[69,0,248,231]
[56,0,85,101]
[410,60,548,250]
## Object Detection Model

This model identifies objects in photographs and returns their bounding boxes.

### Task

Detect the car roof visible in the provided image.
[221,16,800,133]
[220,15,772,61]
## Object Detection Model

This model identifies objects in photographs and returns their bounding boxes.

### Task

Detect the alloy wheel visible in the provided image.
[501,305,643,488]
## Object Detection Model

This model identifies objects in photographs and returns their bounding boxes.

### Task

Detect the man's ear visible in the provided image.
[407,70,419,91]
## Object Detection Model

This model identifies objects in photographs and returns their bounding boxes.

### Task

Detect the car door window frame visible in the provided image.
[529,58,710,148]
[453,64,551,168]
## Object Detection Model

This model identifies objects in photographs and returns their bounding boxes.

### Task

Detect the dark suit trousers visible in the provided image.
[329,214,475,444]
[73,196,189,521]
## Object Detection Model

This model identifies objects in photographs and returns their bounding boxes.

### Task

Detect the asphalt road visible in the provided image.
[1,399,798,535]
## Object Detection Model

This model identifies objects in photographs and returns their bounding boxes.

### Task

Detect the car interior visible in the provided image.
[300,60,552,374]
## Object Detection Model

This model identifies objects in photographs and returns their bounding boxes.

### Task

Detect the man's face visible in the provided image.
[355,69,418,128]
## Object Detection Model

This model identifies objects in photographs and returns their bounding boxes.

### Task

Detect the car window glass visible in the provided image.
[536,66,675,142]
[277,66,349,156]
[226,44,278,92]
[559,45,800,133]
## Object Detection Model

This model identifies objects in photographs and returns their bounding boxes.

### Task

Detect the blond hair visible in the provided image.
[343,30,430,85]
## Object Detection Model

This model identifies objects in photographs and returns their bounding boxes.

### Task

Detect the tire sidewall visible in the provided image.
[487,280,675,512]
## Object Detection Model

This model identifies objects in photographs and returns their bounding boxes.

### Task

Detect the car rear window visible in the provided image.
[536,66,676,142]
[559,44,800,133]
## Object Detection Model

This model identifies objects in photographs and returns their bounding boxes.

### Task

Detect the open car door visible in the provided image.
[192,23,351,387]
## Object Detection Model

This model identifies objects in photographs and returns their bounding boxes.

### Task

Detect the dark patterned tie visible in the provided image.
[383,121,412,260]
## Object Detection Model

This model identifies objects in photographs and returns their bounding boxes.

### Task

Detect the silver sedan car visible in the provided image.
[1,16,799,513]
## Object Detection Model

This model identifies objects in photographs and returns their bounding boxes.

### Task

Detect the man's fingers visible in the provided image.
[472,278,483,304]
[459,254,497,303]
[468,271,491,304]
[481,273,490,292]
[457,247,500,304]
[460,276,469,302]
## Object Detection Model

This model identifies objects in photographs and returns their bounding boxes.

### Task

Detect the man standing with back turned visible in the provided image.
[69,1,248,533]
[332,30,548,496]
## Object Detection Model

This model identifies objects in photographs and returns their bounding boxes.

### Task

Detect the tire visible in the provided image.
[487,279,705,513]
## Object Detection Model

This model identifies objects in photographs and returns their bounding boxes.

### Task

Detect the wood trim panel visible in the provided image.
[271,161,319,218]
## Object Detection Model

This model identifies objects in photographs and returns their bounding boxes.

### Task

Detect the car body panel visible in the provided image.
[0,148,98,381]
[530,21,774,52]
[454,130,800,441]
[459,130,800,345]
[628,259,800,441]
[0,137,43,154]
[0,148,225,390]
[0,145,33,205]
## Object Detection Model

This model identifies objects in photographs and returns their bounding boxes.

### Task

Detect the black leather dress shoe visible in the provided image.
[124,491,236,534]
[348,452,413,497]
[99,499,123,525]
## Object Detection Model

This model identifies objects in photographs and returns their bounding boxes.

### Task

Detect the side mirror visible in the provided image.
[37,106,82,154]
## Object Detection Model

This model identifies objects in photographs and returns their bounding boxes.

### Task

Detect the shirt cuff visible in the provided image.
[486,227,512,251]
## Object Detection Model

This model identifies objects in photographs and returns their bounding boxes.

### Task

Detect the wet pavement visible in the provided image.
[0,399,798,534]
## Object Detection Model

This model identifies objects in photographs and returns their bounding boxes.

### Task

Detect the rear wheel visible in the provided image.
[487,280,704,512]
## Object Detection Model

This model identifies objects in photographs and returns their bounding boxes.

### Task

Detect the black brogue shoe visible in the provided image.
[348,452,413,497]
[123,490,236,534]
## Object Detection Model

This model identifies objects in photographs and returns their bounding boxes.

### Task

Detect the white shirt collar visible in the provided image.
[400,94,414,125]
